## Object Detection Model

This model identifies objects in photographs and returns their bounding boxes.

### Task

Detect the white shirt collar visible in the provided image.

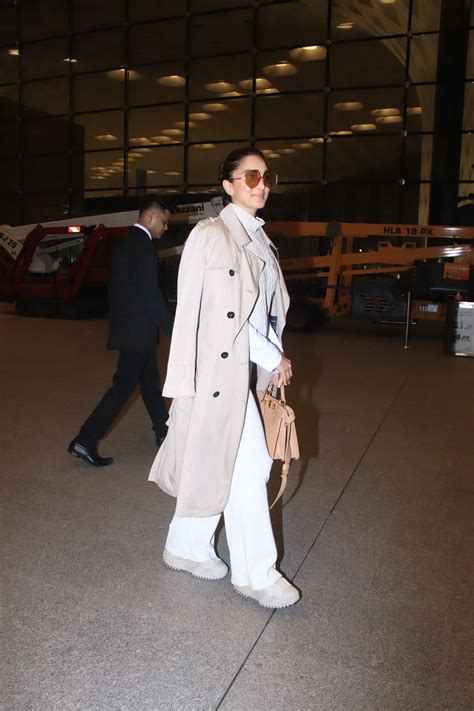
[230,203,265,235]
[134,222,152,240]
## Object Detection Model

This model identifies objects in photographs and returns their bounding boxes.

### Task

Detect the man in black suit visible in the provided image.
[68,195,173,466]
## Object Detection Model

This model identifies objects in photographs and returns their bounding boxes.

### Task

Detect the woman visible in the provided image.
[149,147,300,609]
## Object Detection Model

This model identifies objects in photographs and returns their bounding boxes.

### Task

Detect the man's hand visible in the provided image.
[272,355,292,388]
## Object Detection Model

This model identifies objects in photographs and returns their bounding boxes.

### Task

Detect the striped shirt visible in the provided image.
[230,203,280,337]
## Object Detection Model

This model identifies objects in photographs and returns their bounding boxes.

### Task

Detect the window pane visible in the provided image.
[84,150,123,190]
[0,123,19,157]
[129,63,186,106]
[257,1,327,49]
[0,84,19,120]
[331,0,408,38]
[331,38,406,88]
[190,54,252,100]
[191,0,251,10]
[257,48,326,93]
[0,5,18,45]
[129,106,185,146]
[22,0,68,41]
[23,193,70,223]
[0,195,21,225]
[411,0,442,32]
[130,0,186,22]
[72,30,124,73]
[463,84,473,130]
[22,37,69,80]
[256,139,323,182]
[407,84,435,131]
[73,0,125,32]
[24,77,69,116]
[326,183,400,222]
[188,141,247,183]
[0,158,20,192]
[23,155,69,191]
[327,136,403,180]
[127,146,184,187]
[0,45,20,83]
[74,72,124,112]
[329,87,405,134]
[467,30,474,80]
[409,35,439,83]
[405,134,433,181]
[129,20,185,65]
[74,111,123,151]
[189,99,251,142]
[23,117,69,154]
[191,9,253,56]
[256,94,324,138]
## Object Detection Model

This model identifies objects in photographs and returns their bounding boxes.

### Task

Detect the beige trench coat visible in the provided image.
[148,203,290,517]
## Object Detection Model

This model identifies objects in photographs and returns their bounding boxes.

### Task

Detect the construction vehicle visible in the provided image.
[1,203,473,328]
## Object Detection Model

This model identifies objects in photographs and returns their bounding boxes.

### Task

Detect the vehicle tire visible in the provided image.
[15,300,31,317]
[286,297,317,332]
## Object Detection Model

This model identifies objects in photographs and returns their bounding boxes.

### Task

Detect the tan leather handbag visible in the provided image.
[256,384,300,508]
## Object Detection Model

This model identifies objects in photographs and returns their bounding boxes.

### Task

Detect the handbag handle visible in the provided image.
[267,382,286,403]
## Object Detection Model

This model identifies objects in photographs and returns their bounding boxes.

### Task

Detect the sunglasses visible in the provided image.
[231,169,278,189]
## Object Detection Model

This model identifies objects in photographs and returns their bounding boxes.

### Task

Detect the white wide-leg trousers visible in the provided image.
[165,391,281,590]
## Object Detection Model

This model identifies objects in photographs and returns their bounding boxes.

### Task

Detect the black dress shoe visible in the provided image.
[67,438,113,467]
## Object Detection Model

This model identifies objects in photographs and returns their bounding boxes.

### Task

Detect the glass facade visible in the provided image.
[0,0,472,226]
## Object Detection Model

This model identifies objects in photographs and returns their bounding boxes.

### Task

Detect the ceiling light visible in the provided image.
[371,108,400,118]
[310,137,324,144]
[336,22,355,29]
[188,112,212,120]
[156,74,185,87]
[407,106,422,115]
[351,123,377,131]
[165,171,181,176]
[375,115,403,124]
[267,153,281,158]
[379,0,397,4]
[238,77,272,91]
[147,170,157,174]
[8,48,19,56]
[128,151,145,158]
[329,130,353,135]
[292,142,314,149]
[174,121,198,129]
[280,148,297,154]
[204,81,236,93]
[150,135,174,143]
[259,88,279,94]
[262,62,298,77]
[63,57,78,63]
[334,101,363,111]
[105,69,140,81]
[129,137,150,144]
[201,103,230,112]
[193,143,215,149]
[260,149,275,156]
[95,134,119,141]
[161,128,183,136]
[289,45,327,62]
[221,91,243,97]
[134,147,152,153]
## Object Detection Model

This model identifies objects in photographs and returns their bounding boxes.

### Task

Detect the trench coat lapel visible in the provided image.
[219,204,264,338]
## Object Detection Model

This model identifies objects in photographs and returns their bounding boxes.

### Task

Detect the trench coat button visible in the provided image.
[227,311,235,318]
[213,391,220,397]
[221,352,228,358]
[229,269,235,276]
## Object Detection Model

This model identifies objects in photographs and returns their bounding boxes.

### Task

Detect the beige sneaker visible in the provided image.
[234,577,300,608]
[163,549,228,580]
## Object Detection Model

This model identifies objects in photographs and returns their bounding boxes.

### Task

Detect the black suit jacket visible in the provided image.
[107,226,172,352]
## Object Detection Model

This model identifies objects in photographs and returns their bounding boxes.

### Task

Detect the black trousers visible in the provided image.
[79,351,168,447]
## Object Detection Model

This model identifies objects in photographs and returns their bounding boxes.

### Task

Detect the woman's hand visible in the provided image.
[272,355,292,387]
